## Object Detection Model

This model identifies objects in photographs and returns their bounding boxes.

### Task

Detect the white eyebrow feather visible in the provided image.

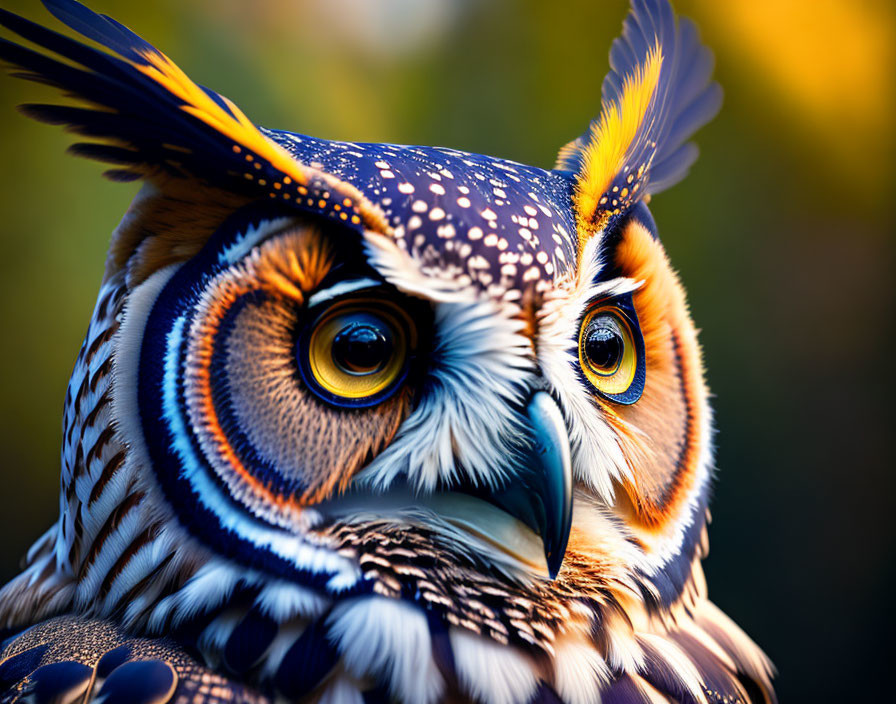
[585,276,644,302]
[307,277,382,307]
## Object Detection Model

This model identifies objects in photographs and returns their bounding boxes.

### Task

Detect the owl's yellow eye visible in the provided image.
[578,302,645,404]
[300,300,415,406]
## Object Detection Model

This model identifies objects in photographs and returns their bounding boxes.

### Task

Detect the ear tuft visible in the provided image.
[0,0,389,276]
[555,0,721,256]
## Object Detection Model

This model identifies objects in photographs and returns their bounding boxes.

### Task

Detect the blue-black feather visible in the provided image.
[530,682,565,703]
[601,674,655,704]
[223,610,278,676]
[94,644,133,679]
[638,636,704,703]
[671,631,752,703]
[41,0,155,62]
[93,659,177,704]
[0,3,266,191]
[23,661,93,704]
[0,644,47,685]
[425,608,457,685]
[274,618,338,698]
[361,680,392,704]
[0,6,133,81]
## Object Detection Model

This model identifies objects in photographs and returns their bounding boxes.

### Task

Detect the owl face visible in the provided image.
[105,131,709,603]
[112,151,578,584]
[0,2,779,702]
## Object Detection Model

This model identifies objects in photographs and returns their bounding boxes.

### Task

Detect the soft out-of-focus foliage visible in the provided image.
[0,1,892,700]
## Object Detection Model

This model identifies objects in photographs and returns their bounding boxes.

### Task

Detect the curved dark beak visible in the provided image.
[483,391,573,578]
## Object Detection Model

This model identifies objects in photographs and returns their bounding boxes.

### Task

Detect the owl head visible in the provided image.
[0,1,775,702]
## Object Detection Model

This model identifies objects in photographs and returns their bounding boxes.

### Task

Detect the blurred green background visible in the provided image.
[0,0,893,700]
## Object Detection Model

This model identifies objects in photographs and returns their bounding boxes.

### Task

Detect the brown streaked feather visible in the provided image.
[104,181,251,286]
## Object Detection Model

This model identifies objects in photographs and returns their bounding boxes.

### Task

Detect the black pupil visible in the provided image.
[584,320,623,371]
[332,319,393,374]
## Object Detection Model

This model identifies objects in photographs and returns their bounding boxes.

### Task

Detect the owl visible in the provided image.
[0,1,775,702]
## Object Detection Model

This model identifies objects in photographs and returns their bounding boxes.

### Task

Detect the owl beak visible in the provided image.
[485,391,573,579]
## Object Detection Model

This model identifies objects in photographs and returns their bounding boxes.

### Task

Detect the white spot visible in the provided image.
[398,182,415,194]
[374,160,390,169]
[484,234,499,247]
[430,207,446,221]
[430,183,446,195]
[412,200,429,213]
[536,251,549,264]
[408,216,423,230]
[457,197,471,208]
[523,266,541,282]
[524,205,538,217]
[493,187,507,199]
[468,226,484,240]
[481,208,497,221]
[380,169,395,178]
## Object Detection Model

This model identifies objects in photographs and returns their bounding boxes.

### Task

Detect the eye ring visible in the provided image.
[578,297,645,404]
[297,298,416,408]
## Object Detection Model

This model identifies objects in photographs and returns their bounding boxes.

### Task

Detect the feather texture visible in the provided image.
[554,0,722,242]
[0,2,775,703]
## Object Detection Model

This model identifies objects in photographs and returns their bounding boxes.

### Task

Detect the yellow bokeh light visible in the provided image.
[693,0,895,202]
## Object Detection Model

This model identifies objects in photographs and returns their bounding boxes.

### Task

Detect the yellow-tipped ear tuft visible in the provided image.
[574,45,662,240]
[133,49,312,189]
[555,0,722,261]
